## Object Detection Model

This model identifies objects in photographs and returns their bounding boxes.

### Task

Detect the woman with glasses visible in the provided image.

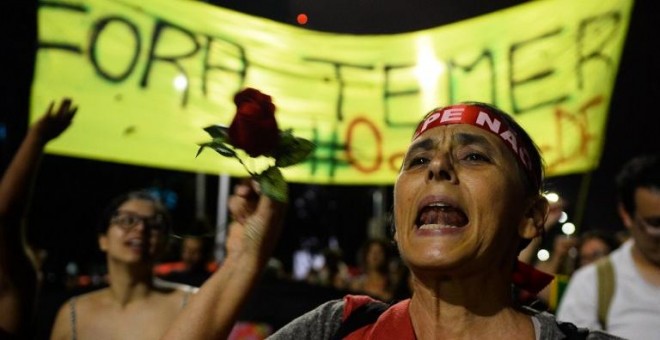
[50,190,195,340]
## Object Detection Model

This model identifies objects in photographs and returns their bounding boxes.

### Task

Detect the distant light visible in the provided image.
[174,75,187,91]
[297,13,308,25]
[562,222,576,235]
[414,36,444,109]
[545,192,560,203]
[537,249,550,262]
[558,211,568,223]
[65,262,79,276]
[312,253,324,270]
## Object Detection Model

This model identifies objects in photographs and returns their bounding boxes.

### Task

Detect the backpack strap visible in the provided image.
[596,257,615,330]
[333,297,389,340]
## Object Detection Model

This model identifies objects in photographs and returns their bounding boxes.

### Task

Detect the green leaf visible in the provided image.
[275,137,315,167]
[204,125,229,140]
[195,145,206,158]
[277,130,296,149]
[197,140,236,158]
[212,144,237,158]
[257,166,288,202]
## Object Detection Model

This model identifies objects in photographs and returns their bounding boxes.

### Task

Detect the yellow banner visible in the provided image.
[31,0,633,184]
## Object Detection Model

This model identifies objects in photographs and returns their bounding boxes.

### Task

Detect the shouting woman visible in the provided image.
[162,102,618,339]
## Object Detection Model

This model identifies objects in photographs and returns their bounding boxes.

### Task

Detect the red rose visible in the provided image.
[228,88,280,157]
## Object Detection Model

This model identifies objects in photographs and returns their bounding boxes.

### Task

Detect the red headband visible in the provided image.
[413,104,540,190]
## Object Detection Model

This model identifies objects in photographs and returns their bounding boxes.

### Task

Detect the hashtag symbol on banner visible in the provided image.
[305,126,350,179]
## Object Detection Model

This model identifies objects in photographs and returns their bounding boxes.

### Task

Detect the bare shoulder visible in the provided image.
[71,288,111,310]
[152,278,198,305]
[54,288,108,317]
[50,289,106,340]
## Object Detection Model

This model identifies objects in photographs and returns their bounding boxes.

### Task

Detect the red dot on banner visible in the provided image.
[297,13,308,25]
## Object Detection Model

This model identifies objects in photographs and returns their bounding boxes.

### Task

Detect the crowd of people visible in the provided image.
[1,98,658,340]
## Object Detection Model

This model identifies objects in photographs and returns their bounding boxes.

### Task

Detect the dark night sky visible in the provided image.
[1,0,659,273]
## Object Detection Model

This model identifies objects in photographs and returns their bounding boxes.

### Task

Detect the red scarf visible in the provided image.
[343,295,414,340]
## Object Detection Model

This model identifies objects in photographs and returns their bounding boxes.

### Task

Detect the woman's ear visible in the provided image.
[617,202,634,230]
[519,195,549,240]
[99,234,108,252]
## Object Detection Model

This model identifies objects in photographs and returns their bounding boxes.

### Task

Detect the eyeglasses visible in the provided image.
[635,214,660,228]
[110,212,165,232]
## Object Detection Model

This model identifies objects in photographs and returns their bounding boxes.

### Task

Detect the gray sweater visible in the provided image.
[269,299,624,339]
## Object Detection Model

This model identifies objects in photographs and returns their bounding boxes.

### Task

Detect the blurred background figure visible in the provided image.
[534,229,621,312]
[535,235,578,280]
[557,154,660,339]
[518,191,623,312]
[159,218,216,287]
[576,230,620,268]
[305,247,350,291]
[348,238,394,301]
[50,190,196,340]
[0,98,76,339]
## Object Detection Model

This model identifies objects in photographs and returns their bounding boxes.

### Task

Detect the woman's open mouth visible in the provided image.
[125,238,144,251]
[415,201,468,230]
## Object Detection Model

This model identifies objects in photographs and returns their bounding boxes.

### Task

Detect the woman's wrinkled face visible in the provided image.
[393,124,533,277]
[99,198,165,264]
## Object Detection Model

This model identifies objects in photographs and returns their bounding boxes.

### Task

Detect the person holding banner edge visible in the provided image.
[162,102,620,339]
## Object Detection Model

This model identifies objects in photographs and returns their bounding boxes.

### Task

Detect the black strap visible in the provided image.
[557,321,590,340]
[332,301,389,340]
